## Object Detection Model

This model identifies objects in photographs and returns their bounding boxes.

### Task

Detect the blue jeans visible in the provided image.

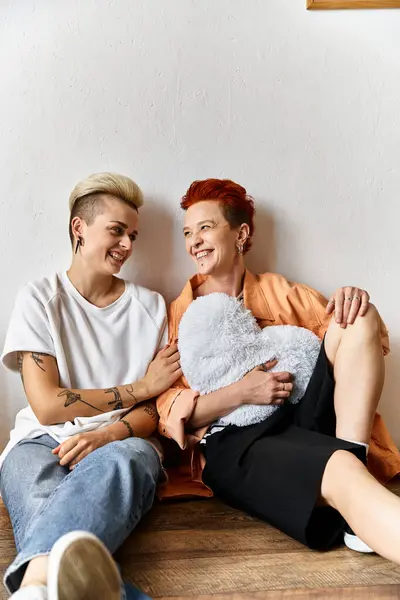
[0,434,161,596]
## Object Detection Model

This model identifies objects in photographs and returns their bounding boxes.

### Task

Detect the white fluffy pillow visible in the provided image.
[178,293,321,427]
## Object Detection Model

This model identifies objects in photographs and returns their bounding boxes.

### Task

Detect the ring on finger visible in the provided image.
[345,297,353,302]
[353,295,360,301]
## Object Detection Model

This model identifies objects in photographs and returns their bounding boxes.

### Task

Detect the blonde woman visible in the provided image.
[0,173,182,600]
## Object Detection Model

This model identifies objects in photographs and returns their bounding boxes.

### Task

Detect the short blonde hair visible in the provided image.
[68,172,143,244]
[69,172,143,211]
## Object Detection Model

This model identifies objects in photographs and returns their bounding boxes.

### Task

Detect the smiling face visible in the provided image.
[183,200,248,276]
[71,195,139,276]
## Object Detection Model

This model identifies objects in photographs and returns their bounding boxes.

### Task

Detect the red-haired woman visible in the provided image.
[156,178,400,563]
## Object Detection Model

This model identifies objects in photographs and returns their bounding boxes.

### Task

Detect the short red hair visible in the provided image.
[181,179,255,253]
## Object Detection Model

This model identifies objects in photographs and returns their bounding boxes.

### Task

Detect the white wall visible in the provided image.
[0,0,399,450]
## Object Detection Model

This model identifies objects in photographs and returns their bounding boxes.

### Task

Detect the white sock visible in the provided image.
[341,438,369,454]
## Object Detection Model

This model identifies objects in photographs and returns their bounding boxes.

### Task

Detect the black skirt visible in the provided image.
[202,341,366,550]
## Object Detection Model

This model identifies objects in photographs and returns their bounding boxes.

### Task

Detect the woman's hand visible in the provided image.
[142,344,183,398]
[326,286,370,328]
[239,360,294,406]
[52,428,113,469]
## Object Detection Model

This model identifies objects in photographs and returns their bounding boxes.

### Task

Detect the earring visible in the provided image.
[237,245,243,255]
[75,237,82,254]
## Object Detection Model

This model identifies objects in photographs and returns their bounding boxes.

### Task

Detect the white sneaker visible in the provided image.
[11,585,48,599]
[47,531,122,600]
[344,527,374,553]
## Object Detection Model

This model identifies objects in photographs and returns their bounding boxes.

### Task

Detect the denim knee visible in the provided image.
[76,437,162,496]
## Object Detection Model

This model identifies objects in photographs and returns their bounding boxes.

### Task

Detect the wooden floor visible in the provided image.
[1,481,400,599]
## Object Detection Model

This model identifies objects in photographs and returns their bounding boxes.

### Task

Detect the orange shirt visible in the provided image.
[157,270,399,499]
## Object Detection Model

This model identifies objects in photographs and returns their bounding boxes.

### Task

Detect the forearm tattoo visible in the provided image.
[105,387,123,410]
[125,384,137,405]
[17,352,24,385]
[120,419,135,438]
[143,401,159,422]
[58,389,103,413]
[31,352,47,371]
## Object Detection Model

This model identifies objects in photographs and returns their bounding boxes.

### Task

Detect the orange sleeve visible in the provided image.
[156,301,204,449]
[157,385,201,450]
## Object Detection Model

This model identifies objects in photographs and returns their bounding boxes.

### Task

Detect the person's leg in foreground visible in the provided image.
[1,435,160,599]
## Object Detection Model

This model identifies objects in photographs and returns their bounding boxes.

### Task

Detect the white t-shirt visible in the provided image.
[0,272,167,469]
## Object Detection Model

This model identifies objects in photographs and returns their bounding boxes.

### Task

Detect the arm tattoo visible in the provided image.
[120,419,135,437]
[125,384,137,405]
[105,387,123,410]
[143,401,159,422]
[17,352,24,385]
[31,352,47,371]
[57,389,103,413]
